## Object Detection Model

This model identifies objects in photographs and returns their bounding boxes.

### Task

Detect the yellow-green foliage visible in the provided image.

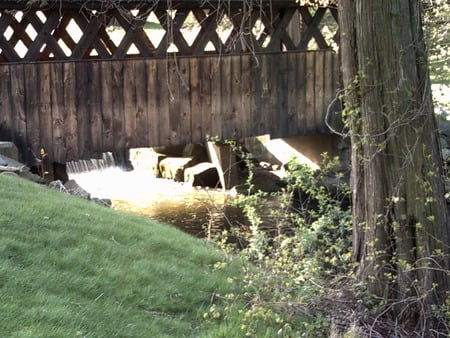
[207,148,352,337]
[424,0,450,84]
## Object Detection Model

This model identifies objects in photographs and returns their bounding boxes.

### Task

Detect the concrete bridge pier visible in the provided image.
[206,142,239,190]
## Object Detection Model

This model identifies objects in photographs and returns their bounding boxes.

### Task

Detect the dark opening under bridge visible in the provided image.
[0,0,341,167]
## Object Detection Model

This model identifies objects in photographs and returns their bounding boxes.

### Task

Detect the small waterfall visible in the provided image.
[66,152,120,174]
[64,148,248,242]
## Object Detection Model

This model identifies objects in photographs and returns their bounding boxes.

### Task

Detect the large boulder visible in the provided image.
[184,162,221,188]
[251,168,287,193]
[438,118,450,138]
[0,155,7,167]
[438,118,450,164]
[231,168,286,194]
[63,179,90,199]
[0,142,19,162]
[0,153,43,183]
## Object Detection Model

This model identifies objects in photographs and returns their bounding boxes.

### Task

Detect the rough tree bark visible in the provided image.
[339,0,450,333]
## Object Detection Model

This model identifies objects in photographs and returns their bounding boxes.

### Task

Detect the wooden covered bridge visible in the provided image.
[0,0,341,169]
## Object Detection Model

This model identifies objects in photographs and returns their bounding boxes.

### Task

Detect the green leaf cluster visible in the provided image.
[208,147,352,336]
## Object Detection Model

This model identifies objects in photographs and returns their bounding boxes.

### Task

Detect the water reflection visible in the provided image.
[69,168,246,238]
[113,196,245,238]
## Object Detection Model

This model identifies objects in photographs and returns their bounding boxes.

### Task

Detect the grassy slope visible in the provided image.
[0,174,242,338]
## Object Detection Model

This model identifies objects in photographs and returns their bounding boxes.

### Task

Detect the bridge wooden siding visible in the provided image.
[0,0,341,165]
[0,50,339,164]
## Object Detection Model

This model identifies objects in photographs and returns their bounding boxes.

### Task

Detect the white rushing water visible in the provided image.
[68,167,200,201]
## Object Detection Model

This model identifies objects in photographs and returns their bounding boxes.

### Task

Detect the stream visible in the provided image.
[69,167,247,238]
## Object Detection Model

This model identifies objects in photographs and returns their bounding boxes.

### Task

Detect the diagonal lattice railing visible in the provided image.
[0,1,338,62]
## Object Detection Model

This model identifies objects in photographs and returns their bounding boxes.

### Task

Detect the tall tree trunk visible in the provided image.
[338,0,366,264]
[339,0,450,332]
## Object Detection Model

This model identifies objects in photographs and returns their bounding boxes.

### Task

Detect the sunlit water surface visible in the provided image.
[69,168,245,237]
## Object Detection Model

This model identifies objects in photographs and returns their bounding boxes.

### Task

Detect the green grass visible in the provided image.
[0,174,244,337]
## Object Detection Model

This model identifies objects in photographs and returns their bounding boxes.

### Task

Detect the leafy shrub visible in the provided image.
[207,144,352,336]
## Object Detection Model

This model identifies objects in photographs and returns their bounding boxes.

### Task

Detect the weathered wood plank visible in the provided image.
[123,60,137,148]
[90,61,102,157]
[168,58,181,145]
[239,54,252,139]
[287,52,298,136]
[75,62,90,158]
[200,56,212,140]
[135,60,149,147]
[251,55,263,136]
[111,61,126,152]
[10,64,27,153]
[146,59,159,145]
[228,54,245,140]
[100,61,114,152]
[222,55,235,140]
[24,63,40,159]
[234,55,246,139]
[210,58,222,139]
[257,54,272,136]
[314,51,325,132]
[199,57,214,141]
[189,57,202,142]
[156,59,170,145]
[49,62,66,163]
[305,51,315,133]
[272,53,288,138]
[178,57,192,144]
[63,62,78,160]
[323,51,335,133]
[333,53,341,113]
[297,52,307,134]
[267,54,277,136]
[334,54,340,101]
[0,65,12,142]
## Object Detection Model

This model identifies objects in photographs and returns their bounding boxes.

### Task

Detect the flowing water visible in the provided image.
[68,167,247,238]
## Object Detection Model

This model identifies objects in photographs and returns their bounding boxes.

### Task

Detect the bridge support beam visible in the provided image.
[206,142,239,190]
